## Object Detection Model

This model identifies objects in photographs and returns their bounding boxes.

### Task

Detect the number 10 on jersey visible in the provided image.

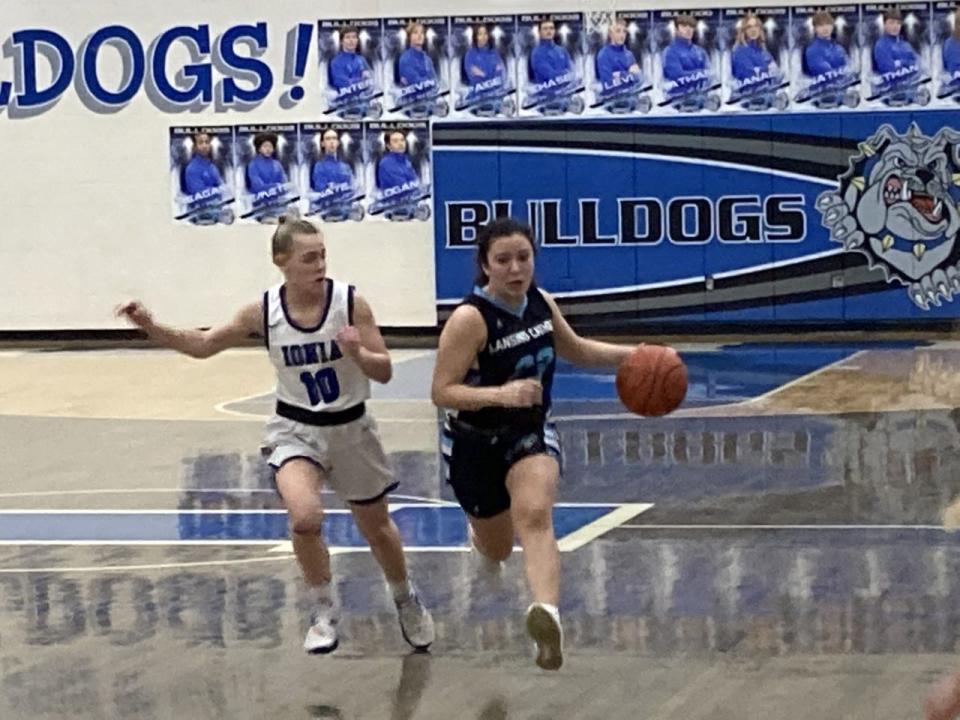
[299,368,341,405]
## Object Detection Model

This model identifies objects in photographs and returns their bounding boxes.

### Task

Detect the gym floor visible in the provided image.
[1,340,959,719]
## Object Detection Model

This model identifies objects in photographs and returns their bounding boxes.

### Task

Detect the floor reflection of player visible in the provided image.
[376,130,419,192]
[311,130,353,193]
[596,18,640,84]
[530,19,573,84]
[330,26,373,91]
[398,22,436,86]
[873,8,918,76]
[183,132,224,197]
[465,24,506,86]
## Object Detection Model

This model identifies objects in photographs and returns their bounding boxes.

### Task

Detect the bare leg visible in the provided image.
[926,671,960,720]
[275,459,330,587]
[349,496,435,650]
[350,497,407,584]
[506,454,560,606]
[467,510,514,563]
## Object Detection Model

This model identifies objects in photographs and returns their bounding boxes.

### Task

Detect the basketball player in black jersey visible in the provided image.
[431,217,634,670]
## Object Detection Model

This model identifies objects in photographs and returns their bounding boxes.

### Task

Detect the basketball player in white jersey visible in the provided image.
[116,216,434,654]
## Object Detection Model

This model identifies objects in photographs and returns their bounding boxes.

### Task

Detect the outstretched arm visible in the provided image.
[542,292,633,367]
[115,300,262,359]
[334,292,392,384]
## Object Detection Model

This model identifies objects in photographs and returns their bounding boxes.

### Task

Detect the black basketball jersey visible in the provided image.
[456,284,556,429]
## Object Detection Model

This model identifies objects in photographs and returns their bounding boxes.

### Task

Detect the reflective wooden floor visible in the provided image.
[1,342,959,719]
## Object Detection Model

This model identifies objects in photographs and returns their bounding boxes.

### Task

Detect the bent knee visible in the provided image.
[511,504,553,533]
[288,507,324,535]
[482,541,513,563]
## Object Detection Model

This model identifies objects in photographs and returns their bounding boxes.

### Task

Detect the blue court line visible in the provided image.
[0,505,616,545]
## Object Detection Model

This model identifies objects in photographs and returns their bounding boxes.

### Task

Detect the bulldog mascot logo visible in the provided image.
[817,124,960,309]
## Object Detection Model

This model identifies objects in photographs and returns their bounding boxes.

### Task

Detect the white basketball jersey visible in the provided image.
[263,279,371,412]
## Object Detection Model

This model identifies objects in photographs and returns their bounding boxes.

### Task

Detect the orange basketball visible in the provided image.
[615,344,688,417]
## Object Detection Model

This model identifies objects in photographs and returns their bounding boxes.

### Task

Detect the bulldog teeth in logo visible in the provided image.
[816,124,960,309]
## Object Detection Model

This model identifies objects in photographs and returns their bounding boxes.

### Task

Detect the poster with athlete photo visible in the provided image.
[720,6,790,112]
[449,15,518,119]
[364,120,431,221]
[298,122,365,222]
[318,18,385,120]
[584,11,653,115]
[861,2,932,108]
[651,9,722,113]
[790,5,862,110]
[235,123,300,224]
[933,2,960,105]
[517,12,586,117]
[169,126,235,226]
[382,16,450,120]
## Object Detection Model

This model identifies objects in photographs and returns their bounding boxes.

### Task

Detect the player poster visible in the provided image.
[517,13,586,117]
[861,2,932,108]
[169,125,235,225]
[651,9,722,113]
[299,121,365,222]
[235,123,300,224]
[585,11,653,115]
[449,15,518,119]
[365,120,431,221]
[382,16,450,120]
[790,5,862,110]
[720,6,791,112]
[318,18,385,120]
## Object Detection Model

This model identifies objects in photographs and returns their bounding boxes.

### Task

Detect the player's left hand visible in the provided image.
[336,325,362,357]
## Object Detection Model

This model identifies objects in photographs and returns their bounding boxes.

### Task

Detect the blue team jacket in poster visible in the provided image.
[399,47,436,84]
[183,155,222,196]
[311,155,353,192]
[731,41,775,82]
[377,151,419,191]
[330,51,372,89]
[944,37,960,75]
[663,38,708,81]
[530,41,573,84]
[464,47,505,84]
[596,43,638,82]
[872,34,918,75]
[247,155,286,193]
[804,37,848,77]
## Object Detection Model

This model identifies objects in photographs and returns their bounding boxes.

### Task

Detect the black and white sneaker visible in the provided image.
[525,602,563,670]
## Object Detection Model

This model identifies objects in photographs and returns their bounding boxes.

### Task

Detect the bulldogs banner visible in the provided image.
[433,111,960,324]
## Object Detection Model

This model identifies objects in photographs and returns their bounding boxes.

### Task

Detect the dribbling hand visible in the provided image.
[499,379,542,408]
[115,301,154,330]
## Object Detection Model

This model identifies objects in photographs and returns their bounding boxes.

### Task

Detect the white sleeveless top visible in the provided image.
[263,279,371,412]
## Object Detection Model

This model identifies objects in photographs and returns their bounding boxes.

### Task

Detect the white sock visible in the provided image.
[389,579,413,603]
[312,581,334,606]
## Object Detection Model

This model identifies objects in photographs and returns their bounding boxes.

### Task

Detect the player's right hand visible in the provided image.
[499,378,543,408]
[115,300,154,330]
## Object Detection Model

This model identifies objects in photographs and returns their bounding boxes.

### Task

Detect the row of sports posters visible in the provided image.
[319,4,960,120]
[169,122,430,225]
